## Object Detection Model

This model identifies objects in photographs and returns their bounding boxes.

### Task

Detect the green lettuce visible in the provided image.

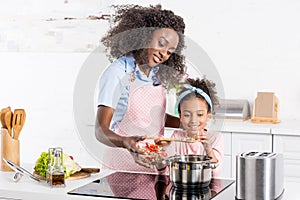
[34,152,48,178]
[34,152,81,178]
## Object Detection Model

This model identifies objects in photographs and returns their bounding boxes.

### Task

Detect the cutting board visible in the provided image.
[251,92,280,124]
[33,168,100,181]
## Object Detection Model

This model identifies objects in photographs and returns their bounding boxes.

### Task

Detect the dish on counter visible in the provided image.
[33,151,100,181]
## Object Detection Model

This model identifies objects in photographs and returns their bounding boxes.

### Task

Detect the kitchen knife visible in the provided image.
[80,168,100,173]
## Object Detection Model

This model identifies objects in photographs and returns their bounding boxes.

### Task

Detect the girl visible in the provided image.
[95,4,186,171]
[172,77,224,177]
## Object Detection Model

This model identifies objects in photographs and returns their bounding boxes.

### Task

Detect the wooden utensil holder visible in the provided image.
[1,128,20,171]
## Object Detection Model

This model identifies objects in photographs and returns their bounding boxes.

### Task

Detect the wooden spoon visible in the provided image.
[0,111,4,128]
[4,110,13,137]
[0,106,10,128]
[12,109,26,140]
[146,136,196,143]
[1,106,11,129]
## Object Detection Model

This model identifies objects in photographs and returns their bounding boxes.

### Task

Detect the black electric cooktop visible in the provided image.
[68,171,235,200]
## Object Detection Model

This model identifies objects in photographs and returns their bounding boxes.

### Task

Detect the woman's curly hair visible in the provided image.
[101,4,186,88]
[178,77,219,114]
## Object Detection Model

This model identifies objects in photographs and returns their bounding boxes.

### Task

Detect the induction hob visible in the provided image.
[68,171,235,200]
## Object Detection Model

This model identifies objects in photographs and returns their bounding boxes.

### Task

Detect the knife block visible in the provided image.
[0,128,20,171]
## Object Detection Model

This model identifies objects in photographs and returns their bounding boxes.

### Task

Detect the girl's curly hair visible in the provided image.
[101,4,186,88]
[178,77,219,114]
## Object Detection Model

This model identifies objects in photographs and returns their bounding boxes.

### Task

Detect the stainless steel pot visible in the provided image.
[167,155,213,188]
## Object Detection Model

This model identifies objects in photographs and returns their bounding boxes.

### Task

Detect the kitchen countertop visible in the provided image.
[0,166,115,200]
[221,120,271,134]
[270,119,300,136]
[0,164,299,200]
[1,119,300,199]
[219,119,300,136]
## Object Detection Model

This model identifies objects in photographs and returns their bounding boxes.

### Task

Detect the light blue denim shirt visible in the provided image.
[97,55,159,131]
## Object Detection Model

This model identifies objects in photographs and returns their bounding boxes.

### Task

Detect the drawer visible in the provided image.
[283,159,300,182]
[274,135,300,160]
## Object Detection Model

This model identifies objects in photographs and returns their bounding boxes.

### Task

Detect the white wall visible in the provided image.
[174,0,300,120]
[0,53,101,166]
[1,0,300,166]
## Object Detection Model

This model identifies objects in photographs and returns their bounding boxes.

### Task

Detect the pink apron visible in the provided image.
[102,76,166,172]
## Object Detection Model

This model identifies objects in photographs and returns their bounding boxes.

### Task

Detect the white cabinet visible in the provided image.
[219,120,300,181]
[273,135,300,182]
[222,132,232,178]
[231,132,272,178]
[222,132,272,178]
[232,132,272,154]
[223,156,232,178]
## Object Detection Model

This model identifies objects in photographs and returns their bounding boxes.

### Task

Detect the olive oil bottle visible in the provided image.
[46,147,65,187]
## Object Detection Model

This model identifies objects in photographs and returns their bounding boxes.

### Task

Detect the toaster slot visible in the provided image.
[241,151,277,158]
[258,152,276,158]
[242,151,259,157]
[246,152,257,156]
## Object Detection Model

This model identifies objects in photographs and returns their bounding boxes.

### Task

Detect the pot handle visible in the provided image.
[155,158,170,171]
[209,161,219,169]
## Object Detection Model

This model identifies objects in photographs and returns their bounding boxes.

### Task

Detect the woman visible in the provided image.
[95,4,186,171]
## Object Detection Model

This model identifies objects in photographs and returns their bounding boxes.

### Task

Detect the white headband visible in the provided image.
[177,84,213,110]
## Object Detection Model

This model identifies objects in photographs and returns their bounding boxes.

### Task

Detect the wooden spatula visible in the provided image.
[12,109,26,140]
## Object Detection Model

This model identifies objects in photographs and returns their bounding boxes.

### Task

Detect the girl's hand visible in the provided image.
[197,129,212,154]
[154,138,171,150]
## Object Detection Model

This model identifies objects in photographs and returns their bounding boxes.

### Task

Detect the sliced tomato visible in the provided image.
[145,142,159,152]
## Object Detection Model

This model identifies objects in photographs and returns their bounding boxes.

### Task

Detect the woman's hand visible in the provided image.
[124,136,154,168]
[127,136,169,169]
[123,136,146,153]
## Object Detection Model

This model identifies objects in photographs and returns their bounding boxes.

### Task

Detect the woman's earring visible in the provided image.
[130,73,135,82]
